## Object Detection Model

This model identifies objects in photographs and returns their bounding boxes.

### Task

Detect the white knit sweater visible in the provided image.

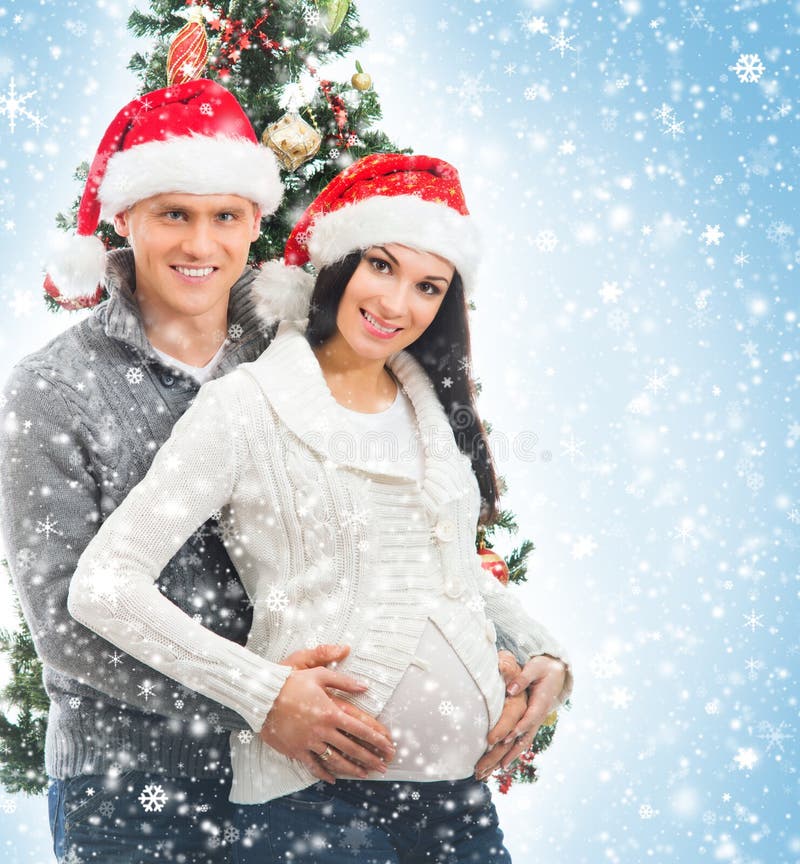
[69,321,571,803]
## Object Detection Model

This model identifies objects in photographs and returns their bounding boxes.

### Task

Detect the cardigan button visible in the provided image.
[485,621,497,644]
[433,519,456,543]
[443,579,463,598]
[160,373,176,387]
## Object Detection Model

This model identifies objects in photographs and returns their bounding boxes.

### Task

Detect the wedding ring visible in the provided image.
[318,745,333,762]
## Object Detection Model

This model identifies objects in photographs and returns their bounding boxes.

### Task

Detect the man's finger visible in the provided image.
[486,691,527,747]
[300,753,335,784]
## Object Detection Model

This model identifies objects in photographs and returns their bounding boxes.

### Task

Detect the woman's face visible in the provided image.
[333,243,455,362]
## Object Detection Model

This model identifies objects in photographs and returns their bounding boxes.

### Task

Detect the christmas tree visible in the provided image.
[1,0,560,796]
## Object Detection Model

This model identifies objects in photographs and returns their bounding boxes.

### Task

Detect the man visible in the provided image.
[0,79,568,863]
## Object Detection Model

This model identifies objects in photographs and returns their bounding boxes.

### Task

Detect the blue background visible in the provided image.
[1,1,798,861]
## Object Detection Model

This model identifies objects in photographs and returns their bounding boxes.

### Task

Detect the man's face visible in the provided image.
[113,192,261,321]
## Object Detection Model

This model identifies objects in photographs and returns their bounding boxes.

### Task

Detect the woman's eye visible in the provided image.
[369,257,391,273]
[419,282,442,296]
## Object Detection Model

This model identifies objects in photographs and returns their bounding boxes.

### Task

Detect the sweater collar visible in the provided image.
[248,321,467,506]
[97,247,267,370]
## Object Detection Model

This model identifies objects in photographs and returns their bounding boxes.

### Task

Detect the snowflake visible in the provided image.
[15,548,36,572]
[558,139,576,155]
[757,721,793,754]
[730,54,765,83]
[138,680,157,701]
[223,825,240,844]
[174,698,184,710]
[700,224,724,246]
[766,220,793,246]
[107,651,124,668]
[733,747,758,771]
[199,102,214,116]
[0,797,16,814]
[560,433,584,462]
[69,697,81,710]
[589,653,621,679]
[228,323,243,340]
[705,700,720,715]
[265,585,289,614]
[99,800,114,818]
[663,118,685,140]
[0,77,46,133]
[238,729,254,744]
[411,790,420,800]
[523,86,539,102]
[138,783,168,812]
[35,515,62,540]
[609,686,633,709]
[639,804,654,819]
[328,147,340,160]
[653,103,674,125]
[302,6,321,26]
[599,281,622,303]
[438,700,455,717]
[549,29,576,59]
[734,249,750,268]
[63,847,84,864]
[522,15,548,35]
[126,367,144,385]
[607,309,630,332]
[571,535,597,560]
[535,230,558,253]
[742,609,763,632]
[339,821,369,850]
[645,370,670,394]
[442,377,453,389]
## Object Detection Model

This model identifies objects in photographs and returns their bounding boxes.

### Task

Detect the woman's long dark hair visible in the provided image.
[305,251,499,524]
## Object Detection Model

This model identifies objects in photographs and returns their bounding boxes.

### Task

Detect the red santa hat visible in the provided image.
[252,153,481,323]
[45,79,283,310]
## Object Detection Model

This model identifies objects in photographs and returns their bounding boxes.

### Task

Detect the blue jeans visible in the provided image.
[49,770,237,863]
[233,779,511,863]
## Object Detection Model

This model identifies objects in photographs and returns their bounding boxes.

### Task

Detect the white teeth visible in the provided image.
[175,266,214,277]
[363,310,399,334]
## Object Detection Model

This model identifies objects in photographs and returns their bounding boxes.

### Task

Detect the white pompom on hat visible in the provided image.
[251,152,480,324]
[45,78,284,310]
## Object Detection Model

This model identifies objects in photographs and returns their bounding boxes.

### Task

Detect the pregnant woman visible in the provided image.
[69,153,572,862]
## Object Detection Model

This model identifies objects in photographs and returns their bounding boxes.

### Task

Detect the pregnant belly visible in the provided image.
[365,619,494,782]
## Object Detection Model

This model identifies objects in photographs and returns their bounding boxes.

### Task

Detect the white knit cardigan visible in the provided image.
[69,321,571,803]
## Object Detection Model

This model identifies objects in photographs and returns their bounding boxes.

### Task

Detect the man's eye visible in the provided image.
[165,211,184,220]
[218,213,235,222]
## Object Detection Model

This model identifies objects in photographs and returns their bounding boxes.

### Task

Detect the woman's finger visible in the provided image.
[500,729,537,770]
[325,728,390,774]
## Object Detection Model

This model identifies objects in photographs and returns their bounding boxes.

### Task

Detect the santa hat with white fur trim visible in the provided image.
[252,153,481,323]
[45,79,283,310]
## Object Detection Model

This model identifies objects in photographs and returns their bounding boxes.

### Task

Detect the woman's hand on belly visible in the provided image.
[477,652,568,779]
[473,650,529,781]
[260,665,396,784]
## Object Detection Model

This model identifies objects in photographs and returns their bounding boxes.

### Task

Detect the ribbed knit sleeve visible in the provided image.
[68,376,291,732]
[476,563,574,708]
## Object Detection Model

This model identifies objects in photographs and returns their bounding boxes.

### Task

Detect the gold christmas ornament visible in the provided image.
[351,60,372,91]
[261,112,322,171]
[543,711,558,727]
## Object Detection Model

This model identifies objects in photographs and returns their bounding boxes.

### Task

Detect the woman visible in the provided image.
[69,154,571,862]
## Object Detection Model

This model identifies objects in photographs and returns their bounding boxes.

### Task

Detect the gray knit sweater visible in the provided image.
[0,249,271,780]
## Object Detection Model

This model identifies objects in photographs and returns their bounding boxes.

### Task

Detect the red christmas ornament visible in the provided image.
[167,11,209,86]
[478,542,510,586]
